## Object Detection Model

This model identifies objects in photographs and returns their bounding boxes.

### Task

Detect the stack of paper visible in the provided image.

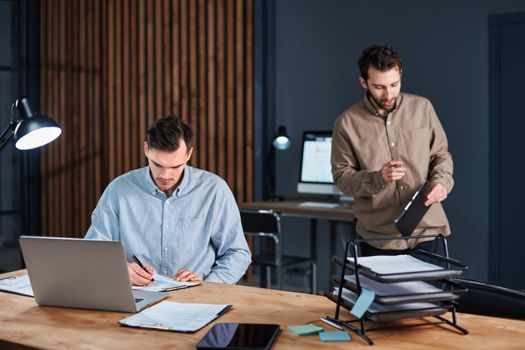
[349,255,443,274]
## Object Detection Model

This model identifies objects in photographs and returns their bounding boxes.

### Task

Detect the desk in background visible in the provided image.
[0,270,524,349]
[239,199,355,289]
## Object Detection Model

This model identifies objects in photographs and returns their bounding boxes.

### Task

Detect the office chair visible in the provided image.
[452,277,525,320]
[240,209,317,294]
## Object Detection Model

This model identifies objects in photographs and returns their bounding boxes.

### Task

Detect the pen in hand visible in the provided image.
[132,255,155,282]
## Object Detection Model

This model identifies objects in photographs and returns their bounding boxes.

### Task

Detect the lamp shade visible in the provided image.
[272,126,291,150]
[12,97,61,150]
[14,115,62,150]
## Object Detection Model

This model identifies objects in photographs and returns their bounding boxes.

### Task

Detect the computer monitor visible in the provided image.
[297,131,343,196]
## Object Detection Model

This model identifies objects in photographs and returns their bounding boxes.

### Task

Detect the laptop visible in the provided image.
[19,236,166,312]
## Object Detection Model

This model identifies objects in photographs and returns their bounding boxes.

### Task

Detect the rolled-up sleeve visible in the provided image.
[427,102,454,192]
[331,116,386,197]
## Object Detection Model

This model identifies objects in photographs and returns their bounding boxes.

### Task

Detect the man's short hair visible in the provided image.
[146,116,193,152]
[358,45,403,81]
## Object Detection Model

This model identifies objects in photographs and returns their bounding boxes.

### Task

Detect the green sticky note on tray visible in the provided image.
[287,324,324,336]
[319,331,352,342]
[350,288,375,319]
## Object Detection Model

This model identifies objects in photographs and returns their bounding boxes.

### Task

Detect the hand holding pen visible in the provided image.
[129,255,155,286]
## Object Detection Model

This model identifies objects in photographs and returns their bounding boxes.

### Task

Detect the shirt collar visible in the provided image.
[143,165,192,198]
[174,166,191,197]
[144,167,159,196]
[363,92,403,117]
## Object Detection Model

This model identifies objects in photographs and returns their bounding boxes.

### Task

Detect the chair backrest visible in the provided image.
[240,210,280,235]
[452,277,525,320]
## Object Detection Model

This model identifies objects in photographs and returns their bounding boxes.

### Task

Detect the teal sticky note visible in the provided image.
[287,324,324,336]
[319,331,352,342]
[350,288,375,318]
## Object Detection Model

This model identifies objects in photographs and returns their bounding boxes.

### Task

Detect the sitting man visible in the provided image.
[85,116,251,285]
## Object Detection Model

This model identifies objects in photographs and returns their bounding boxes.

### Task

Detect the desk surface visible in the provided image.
[240,200,354,220]
[1,270,524,349]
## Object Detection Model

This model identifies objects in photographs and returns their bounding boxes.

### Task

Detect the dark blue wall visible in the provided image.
[269,0,525,287]
[0,0,41,273]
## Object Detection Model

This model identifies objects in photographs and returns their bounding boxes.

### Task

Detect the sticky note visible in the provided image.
[287,324,324,336]
[350,288,375,318]
[319,331,352,342]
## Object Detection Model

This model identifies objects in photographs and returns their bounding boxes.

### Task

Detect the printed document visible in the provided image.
[132,273,200,292]
[0,274,34,297]
[119,301,231,332]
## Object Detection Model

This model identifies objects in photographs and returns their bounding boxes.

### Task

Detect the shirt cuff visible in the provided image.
[373,171,387,193]
[430,177,453,193]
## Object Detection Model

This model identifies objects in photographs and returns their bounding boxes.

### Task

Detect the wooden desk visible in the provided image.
[240,200,355,288]
[1,270,523,349]
[240,199,354,221]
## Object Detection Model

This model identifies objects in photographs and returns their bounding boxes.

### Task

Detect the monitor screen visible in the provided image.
[297,131,343,196]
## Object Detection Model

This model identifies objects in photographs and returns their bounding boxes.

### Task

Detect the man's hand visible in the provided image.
[128,262,155,286]
[174,268,203,282]
[381,160,406,183]
[424,182,448,206]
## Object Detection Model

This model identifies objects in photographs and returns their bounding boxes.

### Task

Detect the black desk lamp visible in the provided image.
[265,126,291,200]
[0,97,61,153]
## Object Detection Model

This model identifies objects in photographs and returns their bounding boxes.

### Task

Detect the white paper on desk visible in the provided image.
[344,274,444,296]
[348,255,443,275]
[0,275,34,297]
[334,288,438,313]
[119,301,230,332]
[132,273,200,292]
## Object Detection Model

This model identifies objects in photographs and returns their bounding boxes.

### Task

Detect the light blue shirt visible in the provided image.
[85,165,251,284]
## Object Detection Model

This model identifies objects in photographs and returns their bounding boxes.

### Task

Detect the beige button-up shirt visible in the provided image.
[331,92,454,249]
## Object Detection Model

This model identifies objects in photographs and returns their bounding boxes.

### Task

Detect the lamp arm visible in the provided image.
[0,120,18,153]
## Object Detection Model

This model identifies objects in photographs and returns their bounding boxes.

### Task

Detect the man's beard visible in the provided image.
[368,92,396,112]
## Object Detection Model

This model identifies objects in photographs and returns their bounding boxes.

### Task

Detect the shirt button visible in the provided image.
[165,224,169,228]
[400,186,405,190]
[163,248,168,252]
[391,142,395,147]
[387,121,391,125]
[163,270,167,275]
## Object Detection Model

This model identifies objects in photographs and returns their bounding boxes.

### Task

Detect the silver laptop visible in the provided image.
[19,236,166,312]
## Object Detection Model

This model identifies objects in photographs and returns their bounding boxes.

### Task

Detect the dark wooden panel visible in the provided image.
[40,0,254,237]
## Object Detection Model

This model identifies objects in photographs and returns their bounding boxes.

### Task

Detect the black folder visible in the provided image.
[395,181,431,236]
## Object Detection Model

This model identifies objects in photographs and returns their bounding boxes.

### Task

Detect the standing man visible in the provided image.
[85,116,251,284]
[331,45,453,255]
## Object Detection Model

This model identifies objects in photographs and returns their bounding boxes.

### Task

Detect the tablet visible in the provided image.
[196,323,280,350]
[395,181,431,236]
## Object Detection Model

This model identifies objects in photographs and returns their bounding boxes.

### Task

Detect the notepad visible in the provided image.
[287,324,324,336]
[119,301,231,333]
[132,273,200,292]
[0,275,34,297]
[319,331,351,342]
[350,288,375,318]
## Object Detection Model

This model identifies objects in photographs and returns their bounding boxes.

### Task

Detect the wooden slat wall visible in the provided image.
[40,0,254,237]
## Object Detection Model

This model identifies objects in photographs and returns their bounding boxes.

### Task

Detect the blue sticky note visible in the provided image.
[319,331,352,342]
[350,288,375,318]
[287,324,324,336]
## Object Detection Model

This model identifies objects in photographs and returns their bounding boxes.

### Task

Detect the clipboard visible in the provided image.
[119,301,232,333]
[395,181,431,236]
